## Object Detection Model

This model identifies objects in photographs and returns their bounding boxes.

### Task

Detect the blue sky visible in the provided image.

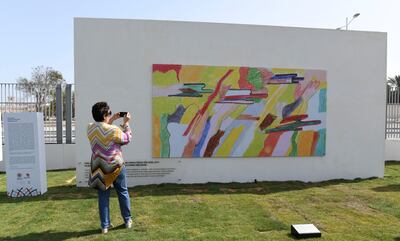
[0,0,398,83]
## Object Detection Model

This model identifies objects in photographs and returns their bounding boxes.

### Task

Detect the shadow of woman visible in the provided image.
[0,229,100,241]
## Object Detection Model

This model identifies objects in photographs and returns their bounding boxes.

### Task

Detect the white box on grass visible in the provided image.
[291,224,321,238]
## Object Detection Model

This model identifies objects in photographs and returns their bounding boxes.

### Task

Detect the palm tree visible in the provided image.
[388,75,400,89]
[388,75,400,103]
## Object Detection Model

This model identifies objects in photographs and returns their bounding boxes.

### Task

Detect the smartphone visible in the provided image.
[119,112,127,117]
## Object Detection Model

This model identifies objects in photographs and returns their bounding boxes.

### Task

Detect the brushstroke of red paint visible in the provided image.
[259,132,284,156]
[203,130,225,157]
[259,113,277,131]
[183,69,234,136]
[237,114,260,121]
[238,67,253,89]
[280,114,308,124]
[310,131,320,155]
[153,64,182,81]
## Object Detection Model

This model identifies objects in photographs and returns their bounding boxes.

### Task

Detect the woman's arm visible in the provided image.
[107,113,121,125]
[114,112,132,145]
[115,125,132,145]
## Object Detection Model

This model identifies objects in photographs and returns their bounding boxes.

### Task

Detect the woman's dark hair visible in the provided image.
[92,102,111,122]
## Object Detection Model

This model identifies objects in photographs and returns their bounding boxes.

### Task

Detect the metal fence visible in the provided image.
[386,86,400,139]
[0,83,75,143]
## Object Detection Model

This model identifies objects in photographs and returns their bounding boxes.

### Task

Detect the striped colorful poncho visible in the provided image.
[87,122,132,190]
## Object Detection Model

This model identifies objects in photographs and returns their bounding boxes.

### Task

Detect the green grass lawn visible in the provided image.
[1,162,400,241]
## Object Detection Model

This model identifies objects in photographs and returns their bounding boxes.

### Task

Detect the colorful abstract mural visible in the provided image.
[152,64,327,158]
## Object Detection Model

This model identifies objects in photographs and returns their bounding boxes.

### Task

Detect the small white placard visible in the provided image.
[4,112,47,197]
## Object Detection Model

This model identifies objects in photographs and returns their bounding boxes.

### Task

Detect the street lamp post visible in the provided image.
[336,13,360,30]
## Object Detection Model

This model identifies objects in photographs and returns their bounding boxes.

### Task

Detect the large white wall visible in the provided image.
[74,18,387,186]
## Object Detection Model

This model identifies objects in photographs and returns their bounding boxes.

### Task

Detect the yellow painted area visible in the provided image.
[152,116,161,156]
[180,65,207,83]
[286,141,293,156]
[277,84,296,104]
[272,68,305,77]
[230,105,247,119]
[320,81,327,89]
[153,71,179,87]
[153,97,181,115]
[297,130,315,156]
[223,67,241,88]
[215,125,245,156]
[182,96,203,109]
[178,65,241,89]
[181,104,199,124]
[292,100,308,116]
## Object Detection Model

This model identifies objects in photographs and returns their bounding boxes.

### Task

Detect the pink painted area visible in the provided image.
[258,68,274,83]
[271,131,293,156]
[295,80,320,100]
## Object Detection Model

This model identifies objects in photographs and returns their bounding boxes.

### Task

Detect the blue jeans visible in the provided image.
[98,166,131,228]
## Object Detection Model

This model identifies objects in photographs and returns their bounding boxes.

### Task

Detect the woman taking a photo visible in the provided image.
[87,101,132,234]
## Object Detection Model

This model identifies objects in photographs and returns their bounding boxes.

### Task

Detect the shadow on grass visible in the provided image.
[0,185,98,204]
[0,229,99,241]
[372,184,400,192]
[286,233,301,240]
[131,177,375,197]
[0,176,376,204]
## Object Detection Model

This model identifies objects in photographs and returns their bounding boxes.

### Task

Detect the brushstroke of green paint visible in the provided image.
[319,89,327,113]
[248,68,263,90]
[160,114,170,157]
[315,129,326,156]
[289,131,298,156]
[184,83,213,93]
[265,120,321,133]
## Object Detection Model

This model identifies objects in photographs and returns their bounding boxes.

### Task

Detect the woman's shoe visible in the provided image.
[125,219,132,229]
[101,223,114,234]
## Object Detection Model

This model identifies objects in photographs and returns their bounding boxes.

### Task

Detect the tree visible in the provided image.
[17,66,65,112]
[49,89,75,120]
[388,75,400,89]
[387,75,400,104]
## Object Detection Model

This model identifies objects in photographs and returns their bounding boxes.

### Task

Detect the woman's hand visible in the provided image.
[108,112,121,124]
[123,112,131,126]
